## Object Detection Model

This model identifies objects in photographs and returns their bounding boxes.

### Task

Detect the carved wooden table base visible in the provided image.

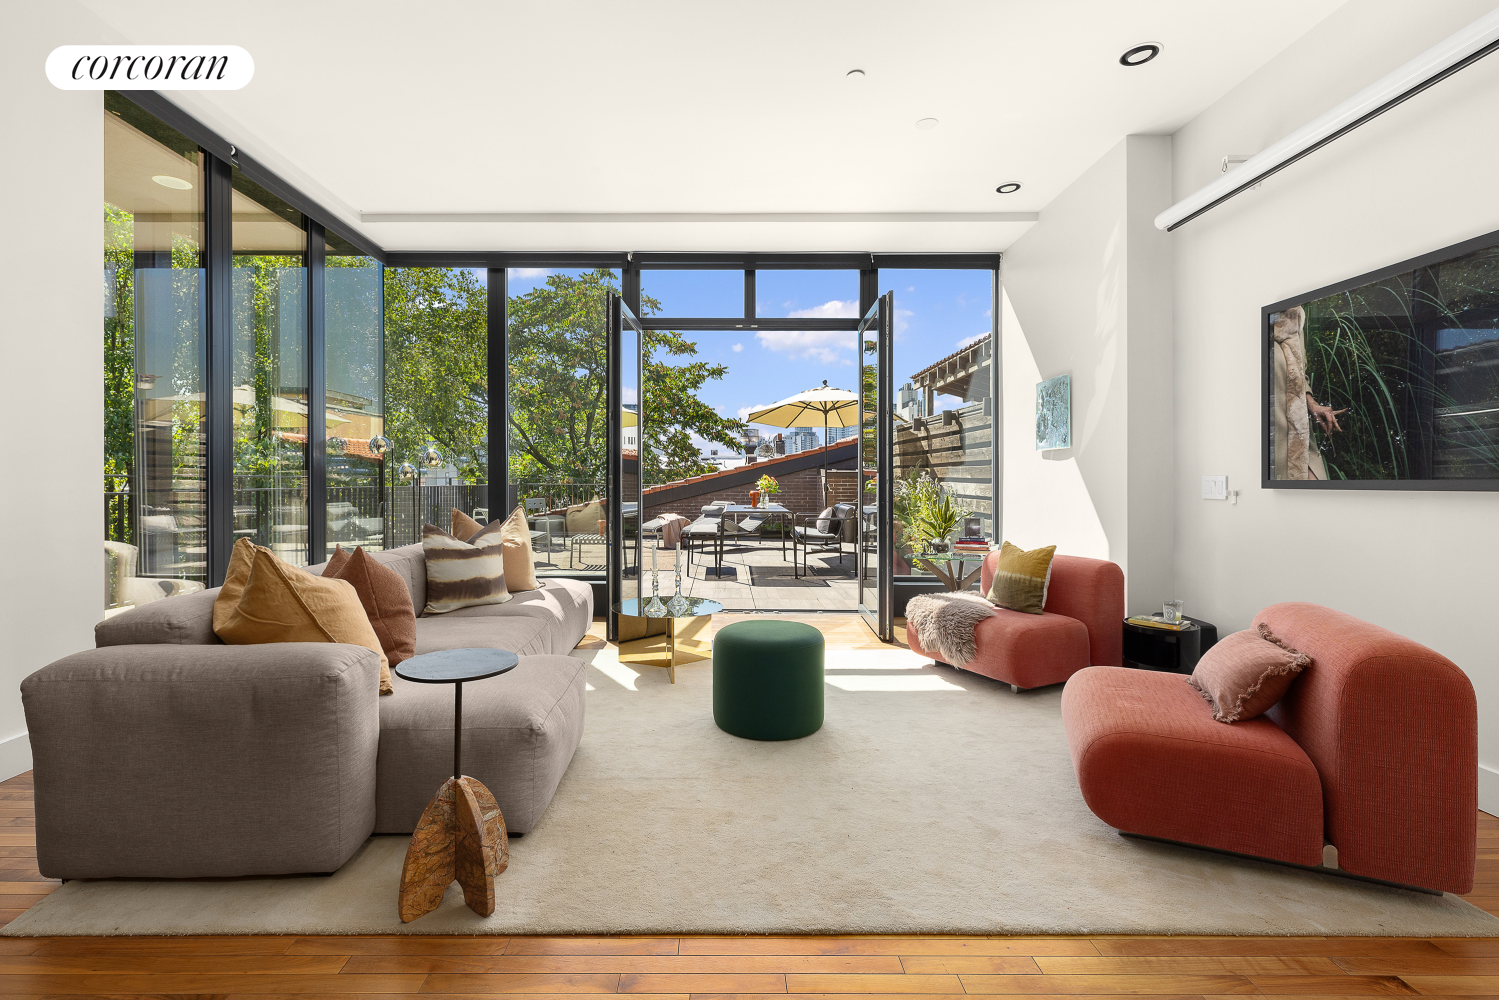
[397,775,509,922]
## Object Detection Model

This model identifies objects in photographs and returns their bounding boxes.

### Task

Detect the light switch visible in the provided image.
[1202,475,1228,500]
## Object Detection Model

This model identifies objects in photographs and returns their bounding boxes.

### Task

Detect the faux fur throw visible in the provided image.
[906,592,996,667]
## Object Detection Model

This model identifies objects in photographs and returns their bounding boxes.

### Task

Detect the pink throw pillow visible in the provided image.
[1187,624,1310,723]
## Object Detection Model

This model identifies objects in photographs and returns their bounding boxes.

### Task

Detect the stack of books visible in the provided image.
[953,537,992,555]
[1126,615,1191,631]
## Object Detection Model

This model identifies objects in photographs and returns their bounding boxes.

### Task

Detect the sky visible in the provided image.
[504,267,993,454]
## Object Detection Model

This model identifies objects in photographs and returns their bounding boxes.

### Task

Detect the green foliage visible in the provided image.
[1303,248,1499,480]
[382,267,746,489]
[383,267,489,479]
[505,269,746,486]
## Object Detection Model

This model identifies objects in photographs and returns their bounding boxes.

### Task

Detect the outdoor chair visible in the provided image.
[682,504,727,573]
[793,502,854,578]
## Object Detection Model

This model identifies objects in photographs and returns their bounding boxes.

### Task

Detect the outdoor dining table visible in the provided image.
[693,503,792,575]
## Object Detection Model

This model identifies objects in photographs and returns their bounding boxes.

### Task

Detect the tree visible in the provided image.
[507,269,747,487]
[383,267,489,479]
[384,267,747,489]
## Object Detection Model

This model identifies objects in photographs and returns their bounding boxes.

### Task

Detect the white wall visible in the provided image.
[1002,135,1175,616]
[0,6,119,779]
[1168,0,1499,808]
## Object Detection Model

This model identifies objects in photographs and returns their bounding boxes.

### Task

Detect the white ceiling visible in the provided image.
[82,0,1344,253]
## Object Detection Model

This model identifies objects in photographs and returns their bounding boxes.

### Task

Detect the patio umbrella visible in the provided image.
[746,380,859,507]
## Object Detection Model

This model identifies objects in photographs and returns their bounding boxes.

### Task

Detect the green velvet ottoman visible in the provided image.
[712,620,824,740]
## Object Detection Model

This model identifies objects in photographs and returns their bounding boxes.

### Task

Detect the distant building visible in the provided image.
[784,428,819,454]
[895,381,925,423]
[825,425,858,444]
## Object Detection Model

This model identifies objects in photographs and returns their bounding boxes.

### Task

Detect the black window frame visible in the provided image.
[112,92,1003,600]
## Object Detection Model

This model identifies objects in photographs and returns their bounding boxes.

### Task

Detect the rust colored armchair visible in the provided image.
[1061,602,1477,894]
[906,552,1124,690]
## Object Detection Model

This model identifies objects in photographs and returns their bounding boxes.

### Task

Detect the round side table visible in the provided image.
[393,648,517,923]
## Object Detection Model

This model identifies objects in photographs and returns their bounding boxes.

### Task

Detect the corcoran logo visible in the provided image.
[46,45,253,90]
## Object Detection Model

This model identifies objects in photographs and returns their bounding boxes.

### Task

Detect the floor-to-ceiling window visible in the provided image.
[383,266,488,543]
[102,94,208,611]
[881,269,997,578]
[505,268,610,574]
[231,173,308,565]
[325,235,384,557]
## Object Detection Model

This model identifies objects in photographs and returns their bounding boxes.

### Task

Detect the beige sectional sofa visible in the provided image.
[22,543,591,880]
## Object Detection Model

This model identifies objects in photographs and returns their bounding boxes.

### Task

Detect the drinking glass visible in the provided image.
[1163,599,1185,623]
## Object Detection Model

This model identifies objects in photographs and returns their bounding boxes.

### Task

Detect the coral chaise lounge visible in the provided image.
[1062,601,1477,894]
[906,552,1124,689]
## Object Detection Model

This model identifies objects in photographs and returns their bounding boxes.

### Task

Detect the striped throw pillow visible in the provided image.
[985,542,1056,615]
[421,522,511,615]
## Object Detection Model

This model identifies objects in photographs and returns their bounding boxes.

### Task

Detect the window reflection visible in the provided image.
[231,171,308,564]
[103,95,208,612]
[325,234,384,557]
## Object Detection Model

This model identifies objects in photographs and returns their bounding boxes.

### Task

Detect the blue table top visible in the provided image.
[394,647,519,684]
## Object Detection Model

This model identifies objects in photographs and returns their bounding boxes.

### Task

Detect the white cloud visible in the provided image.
[788,299,860,319]
[738,402,780,422]
[894,307,914,340]
[753,300,862,363]
[906,285,916,293]
[957,331,990,349]
[754,329,856,364]
[509,268,549,278]
[731,342,743,352]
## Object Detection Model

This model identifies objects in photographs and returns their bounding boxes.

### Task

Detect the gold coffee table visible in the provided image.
[615,596,723,683]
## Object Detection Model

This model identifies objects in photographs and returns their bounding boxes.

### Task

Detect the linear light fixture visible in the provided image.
[1155,7,1499,232]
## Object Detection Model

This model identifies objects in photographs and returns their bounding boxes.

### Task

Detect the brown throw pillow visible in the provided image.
[1187,623,1311,723]
[213,538,390,690]
[422,522,511,614]
[326,545,416,689]
[451,508,484,540]
[985,541,1056,614]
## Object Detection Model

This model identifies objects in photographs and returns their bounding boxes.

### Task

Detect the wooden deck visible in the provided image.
[1,613,1494,993]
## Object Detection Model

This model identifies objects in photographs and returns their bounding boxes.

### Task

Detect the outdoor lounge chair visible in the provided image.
[793,502,854,578]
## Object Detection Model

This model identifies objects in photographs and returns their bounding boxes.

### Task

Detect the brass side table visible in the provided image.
[615,596,723,684]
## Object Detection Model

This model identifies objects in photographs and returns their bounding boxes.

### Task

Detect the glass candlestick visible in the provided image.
[643,532,666,616]
[666,543,689,617]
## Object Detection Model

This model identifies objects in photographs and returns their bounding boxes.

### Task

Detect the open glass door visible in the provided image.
[856,292,894,640]
[606,292,644,641]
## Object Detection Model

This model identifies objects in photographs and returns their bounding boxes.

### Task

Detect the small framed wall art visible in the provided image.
[1036,373,1071,450]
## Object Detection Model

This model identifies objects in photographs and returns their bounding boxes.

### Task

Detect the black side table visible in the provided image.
[393,647,517,922]
[1122,616,1218,674]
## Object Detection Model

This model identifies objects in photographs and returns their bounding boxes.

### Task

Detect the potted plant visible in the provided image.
[754,474,781,509]
[918,487,959,553]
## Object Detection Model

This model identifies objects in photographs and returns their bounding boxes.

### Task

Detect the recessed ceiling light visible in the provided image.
[915,118,939,131]
[1119,42,1162,67]
[846,68,866,78]
[995,182,1021,194]
[152,174,193,190]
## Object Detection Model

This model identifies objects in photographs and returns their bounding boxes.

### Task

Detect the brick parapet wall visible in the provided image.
[643,458,854,526]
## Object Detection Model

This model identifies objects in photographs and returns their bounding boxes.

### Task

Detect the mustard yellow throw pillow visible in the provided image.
[213,538,392,693]
[986,541,1057,615]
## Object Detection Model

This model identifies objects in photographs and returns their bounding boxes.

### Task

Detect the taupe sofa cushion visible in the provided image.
[438,578,593,654]
[376,653,586,834]
[22,642,380,879]
[95,586,222,647]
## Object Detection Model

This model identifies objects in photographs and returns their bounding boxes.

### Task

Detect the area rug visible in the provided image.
[7,646,1497,936]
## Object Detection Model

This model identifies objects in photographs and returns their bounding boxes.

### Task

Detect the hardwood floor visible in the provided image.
[1,613,1493,994]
